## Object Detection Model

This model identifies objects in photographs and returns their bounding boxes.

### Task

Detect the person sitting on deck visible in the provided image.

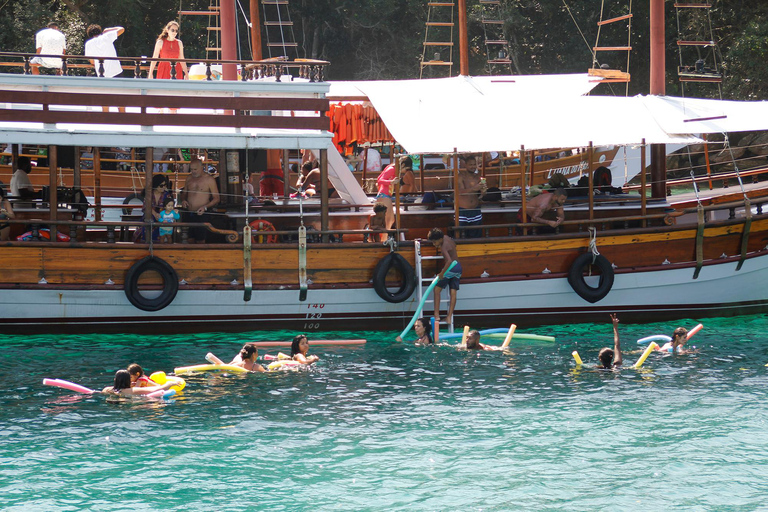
[30,22,66,76]
[428,228,462,327]
[597,314,623,369]
[291,334,319,365]
[179,158,219,244]
[11,156,37,200]
[364,202,388,242]
[456,155,487,238]
[516,187,566,235]
[0,187,16,241]
[655,327,691,354]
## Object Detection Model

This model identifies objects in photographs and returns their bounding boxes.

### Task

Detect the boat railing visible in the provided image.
[0,51,329,82]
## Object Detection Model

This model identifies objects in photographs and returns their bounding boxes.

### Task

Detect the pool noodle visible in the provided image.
[439,332,555,342]
[461,325,470,345]
[147,389,176,399]
[637,334,672,345]
[43,378,97,394]
[249,340,366,348]
[687,323,704,339]
[205,352,226,365]
[633,342,659,368]
[174,364,250,375]
[500,324,517,350]
[572,351,583,365]
[398,260,458,340]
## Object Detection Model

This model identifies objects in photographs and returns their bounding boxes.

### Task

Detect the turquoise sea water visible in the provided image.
[2,315,768,511]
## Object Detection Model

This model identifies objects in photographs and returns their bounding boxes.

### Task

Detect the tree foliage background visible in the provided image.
[0,0,765,99]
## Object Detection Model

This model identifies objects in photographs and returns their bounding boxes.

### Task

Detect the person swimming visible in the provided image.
[102,369,177,396]
[656,326,689,354]
[127,363,154,387]
[597,314,623,369]
[230,343,265,372]
[396,317,434,344]
[291,334,319,365]
[464,330,494,351]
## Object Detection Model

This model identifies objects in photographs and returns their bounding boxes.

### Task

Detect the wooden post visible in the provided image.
[394,154,401,237]
[220,0,238,81]
[520,145,526,235]
[250,0,262,61]
[73,146,81,190]
[11,144,18,173]
[283,149,290,200]
[457,0,469,76]
[94,147,102,223]
[640,139,647,227]
[703,135,713,190]
[361,147,369,187]
[320,148,329,243]
[588,142,594,222]
[649,0,666,198]
[453,148,459,234]
[419,154,425,193]
[529,149,536,186]
[144,148,153,224]
[48,145,58,241]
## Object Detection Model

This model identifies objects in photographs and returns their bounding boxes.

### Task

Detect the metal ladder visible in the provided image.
[414,239,454,333]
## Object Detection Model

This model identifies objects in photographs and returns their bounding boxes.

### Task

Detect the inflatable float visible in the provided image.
[148,372,186,392]
[249,339,366,348]
[439,330,555,342]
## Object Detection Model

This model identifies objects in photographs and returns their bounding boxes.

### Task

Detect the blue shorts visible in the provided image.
[436,261,462,290]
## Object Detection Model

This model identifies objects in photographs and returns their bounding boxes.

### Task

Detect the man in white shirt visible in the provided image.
[84,25,124,78]
[30,22,66,75]
[11,156,36,199]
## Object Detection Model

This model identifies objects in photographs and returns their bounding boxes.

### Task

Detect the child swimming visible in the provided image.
[127,363,154,387]
[656,327,690,354]
[597,314,623,369]
[291,334,319,365]
[102,369,177,396]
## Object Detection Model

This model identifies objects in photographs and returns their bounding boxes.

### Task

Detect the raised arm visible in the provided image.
[611,313,622,366]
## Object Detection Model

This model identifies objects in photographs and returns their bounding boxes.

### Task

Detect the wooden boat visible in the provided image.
[1,0,768,335]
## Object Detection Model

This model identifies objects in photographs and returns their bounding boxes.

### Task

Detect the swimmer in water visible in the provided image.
[656,327,689,354]
[230,343,265,372]
[127,363,154,387]
[597,314,623,369]
[102,369,177,396]
[291,334,319,365]
[396,317,434,344]
[464,329,494,351]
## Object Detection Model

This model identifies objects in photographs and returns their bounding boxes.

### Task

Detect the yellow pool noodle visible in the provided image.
[572,351,583,365]
[500,324,517,350]
[633,342,659,368]
[461,325,470,345]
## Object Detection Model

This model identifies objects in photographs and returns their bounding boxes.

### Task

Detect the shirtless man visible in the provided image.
[456,156,487,238]
[180,158,219,243]
[428,228,462,326]
[517,187,566,234]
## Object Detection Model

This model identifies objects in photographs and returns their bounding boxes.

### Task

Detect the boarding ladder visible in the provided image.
[479,0,512,75]
[178,0,222,61]
[674,1,723,90]
[261,0,298,60]
[414,239,454,334]
[589,0,633,89]
[419,1,455,79]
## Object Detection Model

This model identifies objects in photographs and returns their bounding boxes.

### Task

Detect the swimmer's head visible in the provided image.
[239,343,258,361]
[465,330,481,350]
[598,348,614,368]
[415,317,433,344]
[127,363,144,383]
[113,369,132,391]
[672,327,688,346]
[291,334,309,356]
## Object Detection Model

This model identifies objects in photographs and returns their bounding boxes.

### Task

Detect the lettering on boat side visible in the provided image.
[304,323,321,330]
[546,161,589,179]
[306,313,323,319]
[307,304,325,309]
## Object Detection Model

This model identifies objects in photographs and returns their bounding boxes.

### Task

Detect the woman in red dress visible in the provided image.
[147,21,187,79]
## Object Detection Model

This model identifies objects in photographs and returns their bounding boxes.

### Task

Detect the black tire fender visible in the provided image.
[122,192,145,215]
[124,256,179,311]
[372,253,416,303]
[567,252,614,303]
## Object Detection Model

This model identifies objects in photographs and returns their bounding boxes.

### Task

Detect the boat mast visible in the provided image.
[649,0,666,198]
[250,0,263,60]
[220,0,238,80]
[458,0,469,75]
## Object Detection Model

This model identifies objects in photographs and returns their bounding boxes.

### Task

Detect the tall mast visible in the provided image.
[250,0,263,60]
[221,0,238,80]
[649,0,666,198]
[458,0,469,75]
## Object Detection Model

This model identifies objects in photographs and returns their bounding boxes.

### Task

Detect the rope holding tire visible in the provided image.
[567,252,614,303]
[249,219,278,244]
[372,252,416,303]
[124,256,179,311]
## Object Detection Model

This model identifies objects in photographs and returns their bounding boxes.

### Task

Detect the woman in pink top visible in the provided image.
[148,21,187,79]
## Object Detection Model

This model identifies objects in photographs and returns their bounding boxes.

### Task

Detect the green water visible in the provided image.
[2,316,768,511]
